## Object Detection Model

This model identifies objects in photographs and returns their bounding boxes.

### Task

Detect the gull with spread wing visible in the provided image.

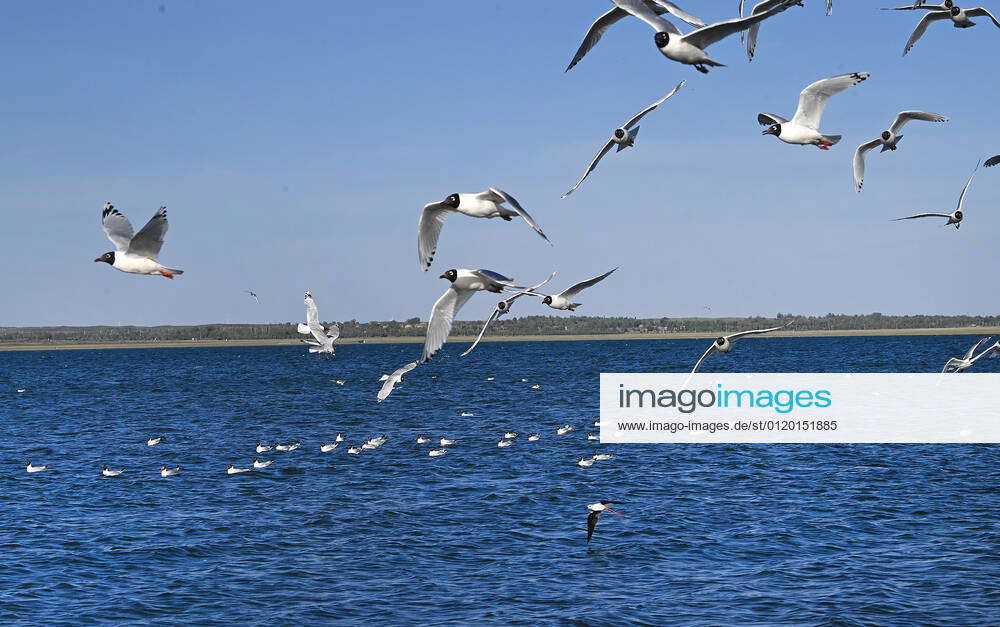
[853,110,948,192]
[566,0,705,71]
[760,72,870,149]
[942,337,999,372]
[691,321,795,373]
[740,0,828,62]
[563,82,684,198]
[95,202,184,278]
[376,361,418,402]
[461,272,556,357]
[417,188,550,271]
[297,292,339,357]
[901,5,1000,55]
[535,268,618,311]
[893,161,978,229]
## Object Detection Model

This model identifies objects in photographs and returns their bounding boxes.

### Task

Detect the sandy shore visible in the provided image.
[1,326,998,352]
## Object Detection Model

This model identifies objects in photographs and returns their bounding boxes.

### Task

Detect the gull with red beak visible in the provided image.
[587,501,626,542]
[94,202,184,278]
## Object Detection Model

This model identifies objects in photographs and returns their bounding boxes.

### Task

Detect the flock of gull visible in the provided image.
[71,1,1000,539]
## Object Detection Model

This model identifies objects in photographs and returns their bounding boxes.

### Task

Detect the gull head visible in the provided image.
[542,296,552,305]
[954,211,963,221]
[881,131,891,141]
[613,128,626,140]
[95,251,115,264]
[440,269,458,282]
[443,193,460,209]
[654,32,670,48]
[945,0,954,6]
[951,6,960,15]
[497,301,509,312]
[762,124,781,137]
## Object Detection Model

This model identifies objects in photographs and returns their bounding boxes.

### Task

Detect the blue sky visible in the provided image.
[1,1,998,326]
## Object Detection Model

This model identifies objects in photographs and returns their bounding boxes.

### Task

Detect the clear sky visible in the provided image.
[1,1,998,326]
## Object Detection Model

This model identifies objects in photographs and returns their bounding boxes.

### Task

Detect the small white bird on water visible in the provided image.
[691,321,795,373]
[760,73,870,149]
[557,425,575,435]
[563,82,685,198]
[901,5,1000,55]
[942,337,999,372]
[533,268,618,311]
[160,465,180,477]
[587,501,626,542]
[226,464,252,474]
[527,433,541,441]
[593,453,614,461]
[497,438,514,448]
[503,431,518,439]
[95,203,183,278]
[147,437,163,446]
[255,442,274,454]
[416,435,432,444]
[893,161,978,229]
[347,445,362,455]
[297,292,339,358]
[577,457,595,467]
[439,437,457,446]
[853,110,948,191]
[588,433,599,441]
[320,442,339,452]
[26,462,48,473]
[252,459,273,469]
[565,0,705,71]
[101,466,124,477]
[417,188,551,271]
[429,448,447,457]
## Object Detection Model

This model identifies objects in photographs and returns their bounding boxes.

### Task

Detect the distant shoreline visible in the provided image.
[1,326,997,352]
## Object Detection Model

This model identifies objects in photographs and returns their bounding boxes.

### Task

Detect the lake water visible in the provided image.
[2,335,998,625]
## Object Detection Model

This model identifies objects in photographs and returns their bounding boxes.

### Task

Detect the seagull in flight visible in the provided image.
[901,5,1000,55]
[760,72,870,149]
[691,321,795,373]
[418,188,550,271]
[587,501,625,542]
[566,0,705,72]
[245,290,260,304]
[893,161,978,229]
[461,272,556,357]
[853,110,948,192]
[563,81,684,198]
[740,0,828,62]
[942,336,999,372]
[95,203,184,278]
[297,292,339,357]
[650,0,803,72]
[534,268,618,311]
[376,361,418,402]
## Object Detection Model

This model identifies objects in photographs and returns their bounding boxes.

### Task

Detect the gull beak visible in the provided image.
[439,273,448,279]
[93,257,102,262]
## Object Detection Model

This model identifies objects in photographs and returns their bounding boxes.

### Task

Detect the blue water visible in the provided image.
[2,335,998,626]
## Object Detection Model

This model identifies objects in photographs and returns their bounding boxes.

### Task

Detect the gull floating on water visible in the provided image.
[760,73,870,149]
[320,442,339,452]
[503,431,518,439]
[429,448,447,457]
[252,459,273,469]
[853,110,948,191]
[226,464,252,474]
[562,82,684,197]
[577,457,595,467]
[101,466,124,477]
[26,462,48,473]
[557,425,575,435]
[147,437,163,446]
[691,321,795,373]
[588,433,599,441]
[565,0,705,71]
[497,438,514,448]
[587,501,626,542]
[348,445,362,455]
[256,442,274,453]
[416,435,432,444]
[439,437,457,447]
[593,453,614,461]
[527,433,541,441]
[893,160,978,229]
[95,203,183,278]
[160,465,180,477]
[417,188,550,271]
